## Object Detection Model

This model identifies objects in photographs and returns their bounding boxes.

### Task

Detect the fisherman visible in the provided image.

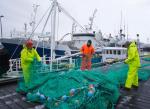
[21,39,41,87]
[124,41,141,90]
[80,40,95,70]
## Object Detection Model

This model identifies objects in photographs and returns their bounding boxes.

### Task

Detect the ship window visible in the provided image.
[103,50,106,54]
[106,50,109,54]
[124,50,127,54]
[110,50,112,54]
[117,50,121,55]
[120,50,122,54]
[122,50,124,54]
[122,50,125,55]
[113,50,116,55]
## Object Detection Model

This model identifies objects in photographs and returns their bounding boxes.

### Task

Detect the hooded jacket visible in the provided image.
[125,42,141,67]
[21,45,41,69]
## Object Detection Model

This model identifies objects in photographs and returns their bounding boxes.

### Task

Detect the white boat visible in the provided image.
[101,47,127,62]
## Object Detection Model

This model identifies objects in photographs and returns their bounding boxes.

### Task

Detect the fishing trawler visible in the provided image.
[0,3,103,59]
[0,1,150,109]
[0,0,129,62]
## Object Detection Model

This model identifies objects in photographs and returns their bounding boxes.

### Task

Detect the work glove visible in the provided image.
[82,54,86,57]
[37,61,42,65]
[124,60,127,64]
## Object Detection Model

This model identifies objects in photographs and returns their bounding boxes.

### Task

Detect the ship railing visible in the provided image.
[3,58,22,78]
[6,52,124,78]
[41,53,81,71]
[6,52,81,76]
[41,57,73,71]
[9,58,21,73]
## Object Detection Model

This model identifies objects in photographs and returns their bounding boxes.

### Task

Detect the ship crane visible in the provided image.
[89,9,97,30]
[85,9,97,32]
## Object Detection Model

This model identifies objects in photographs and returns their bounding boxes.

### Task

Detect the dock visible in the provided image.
[0,79,45,109]
[0,78,150,109]
[0,56,150,109]
[116,79,150,109]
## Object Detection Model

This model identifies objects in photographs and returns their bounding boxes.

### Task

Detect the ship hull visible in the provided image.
[2,42,66,59]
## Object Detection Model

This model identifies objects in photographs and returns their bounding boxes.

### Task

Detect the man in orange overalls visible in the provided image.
[80,40,95,70]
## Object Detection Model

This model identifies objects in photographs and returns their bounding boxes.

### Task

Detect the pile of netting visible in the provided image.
[16,57,150,109]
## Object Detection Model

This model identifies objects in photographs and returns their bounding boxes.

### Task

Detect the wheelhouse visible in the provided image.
[102,47,127,62]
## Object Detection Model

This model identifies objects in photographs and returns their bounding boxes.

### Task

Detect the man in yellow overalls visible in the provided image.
[124,41,141,90]
[21,40,41,87]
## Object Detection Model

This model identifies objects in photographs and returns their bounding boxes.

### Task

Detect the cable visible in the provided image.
[41,5,54,35]
[29,5,53,39]
[35,4,54,49]
[10,5,52,59]
[58,4,87,33]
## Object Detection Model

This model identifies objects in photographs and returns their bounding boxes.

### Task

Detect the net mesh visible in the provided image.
[16,56,150,109]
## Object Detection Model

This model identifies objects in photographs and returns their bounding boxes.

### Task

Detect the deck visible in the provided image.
[0,77,150,109]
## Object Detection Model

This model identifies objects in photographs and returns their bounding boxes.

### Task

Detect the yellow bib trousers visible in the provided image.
[125,66,138,88]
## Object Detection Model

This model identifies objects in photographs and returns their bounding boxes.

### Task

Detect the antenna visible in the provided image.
[126,23,128,40]
[147,38,149,43]
[24,23,27,37]
[123,18,126,38]
[30,4,40,35]
[71,22,76,40]
[120,10,123,30]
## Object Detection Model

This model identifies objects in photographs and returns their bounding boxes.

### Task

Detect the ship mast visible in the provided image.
[31,0,86,71]
[50,0,57,71]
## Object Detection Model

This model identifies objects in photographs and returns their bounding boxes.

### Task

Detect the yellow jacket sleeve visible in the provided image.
[33,49,41,62]
[125,47,136,64]
[21,48,41,68]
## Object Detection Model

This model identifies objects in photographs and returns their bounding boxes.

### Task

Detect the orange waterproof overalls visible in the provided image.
[80,44,95,70]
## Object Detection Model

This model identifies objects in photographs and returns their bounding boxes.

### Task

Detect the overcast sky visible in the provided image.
[0,0,150,43]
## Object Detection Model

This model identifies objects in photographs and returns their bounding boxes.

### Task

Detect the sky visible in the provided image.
[0,0,150,43]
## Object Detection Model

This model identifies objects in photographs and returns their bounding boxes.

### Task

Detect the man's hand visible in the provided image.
[82,54,86,57]
[82,54,91,59]
[124,60,127,64]
[37,60,42,65]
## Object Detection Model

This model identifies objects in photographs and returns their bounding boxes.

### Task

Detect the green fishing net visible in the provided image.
[16,57,150,109]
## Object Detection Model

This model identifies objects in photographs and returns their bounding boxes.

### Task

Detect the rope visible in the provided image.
[58,3,87,32]
[29,5,52,39]
[10,5,52,59]
[35,4,54,49]
[41,6,54,34]
[7,5,53,74]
